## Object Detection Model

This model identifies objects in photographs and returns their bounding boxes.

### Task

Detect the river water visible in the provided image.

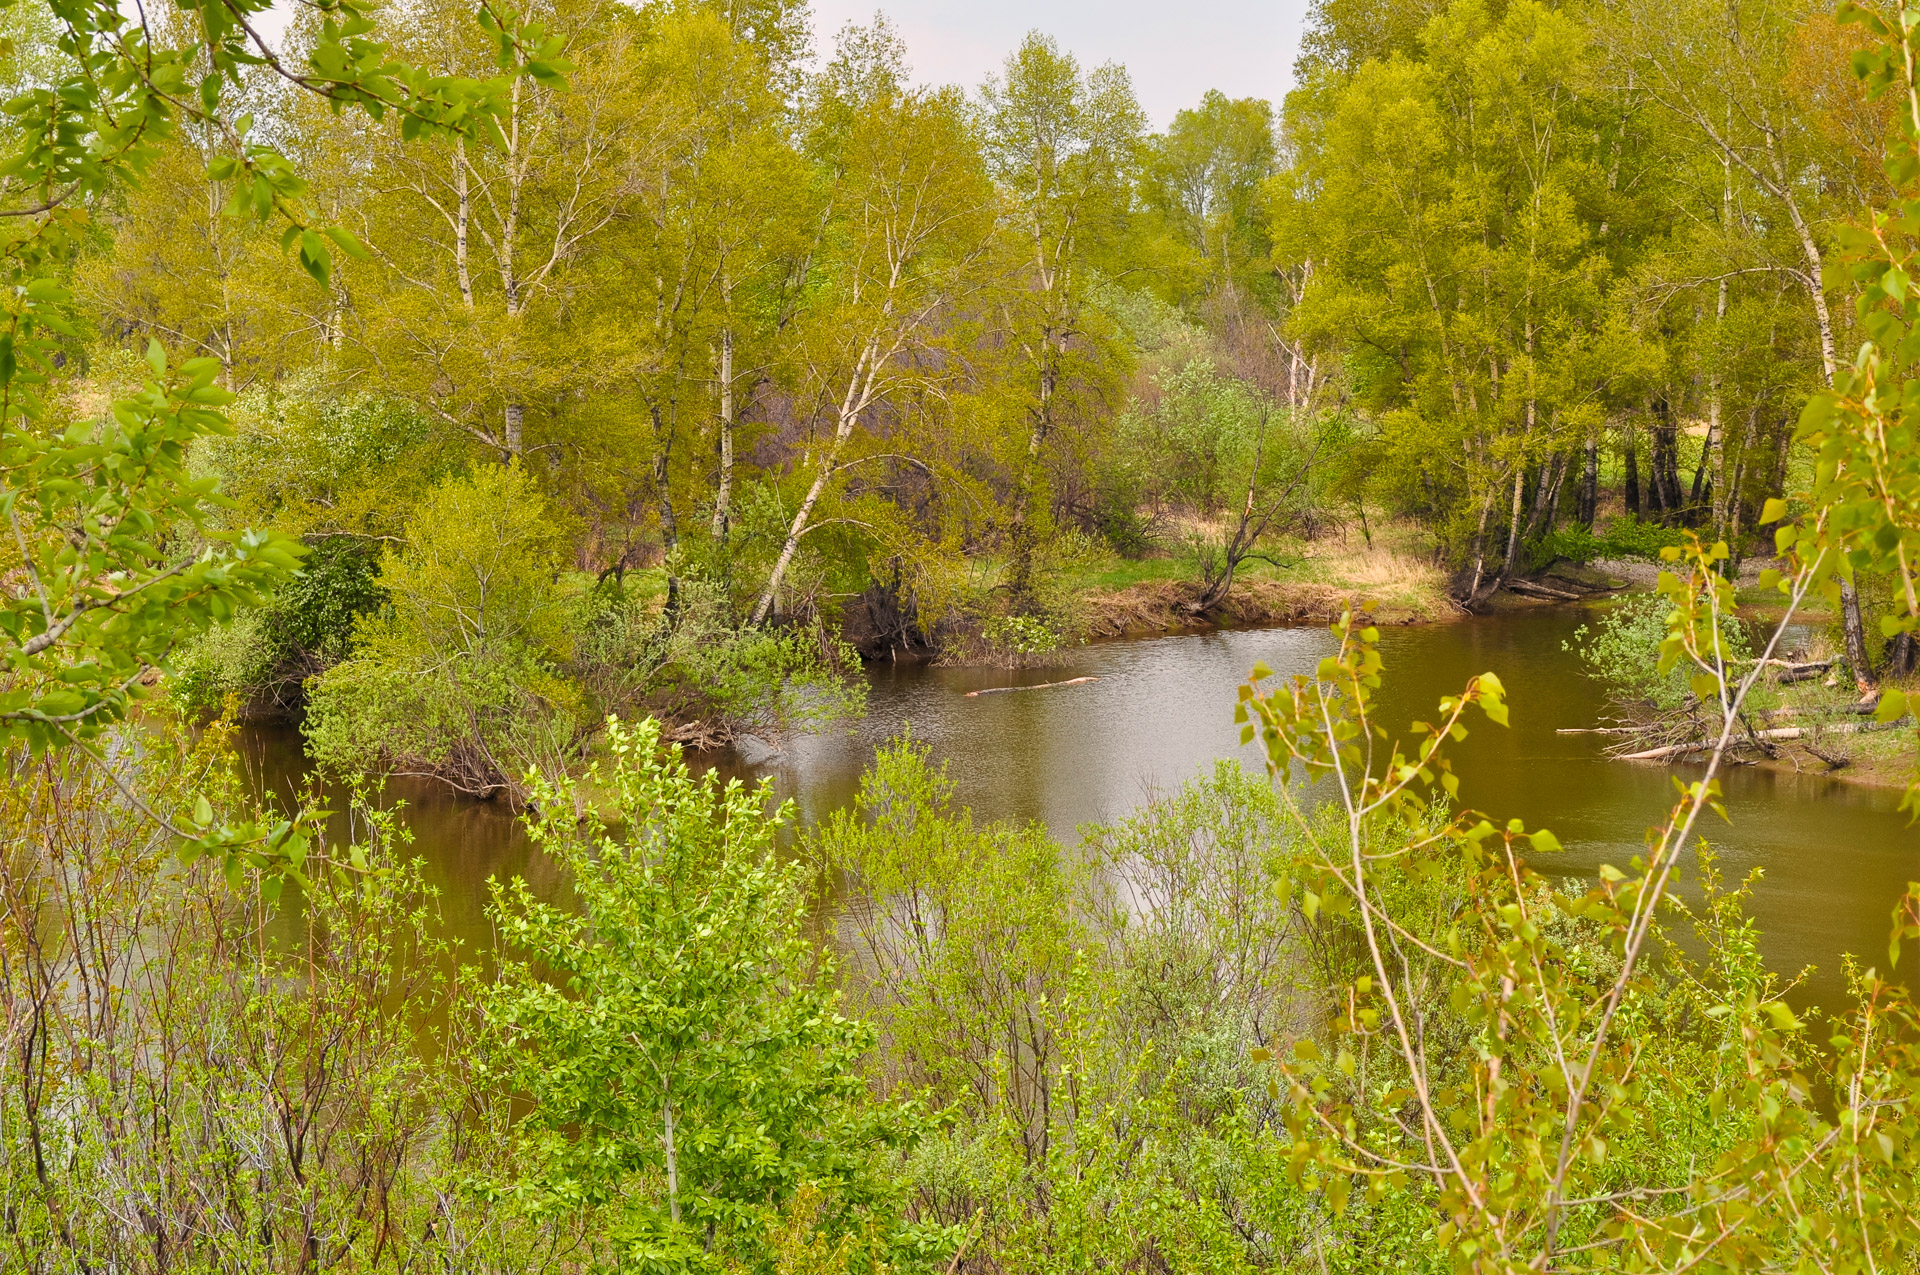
[242,604,1920,1013]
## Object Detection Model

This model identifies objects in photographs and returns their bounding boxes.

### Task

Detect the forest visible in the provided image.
[7,0,1920,1266]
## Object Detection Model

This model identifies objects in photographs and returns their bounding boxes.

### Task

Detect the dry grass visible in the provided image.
[1064,520,1457,640]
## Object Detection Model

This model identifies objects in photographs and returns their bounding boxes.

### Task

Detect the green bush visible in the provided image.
[1567,590,1760,716]
[303,463,579,793]
[1536,516,1693,568]
[1600,514,1693,560]
[169,536,386,717]
[1534,522,1605,567]
[984,613,1062,656]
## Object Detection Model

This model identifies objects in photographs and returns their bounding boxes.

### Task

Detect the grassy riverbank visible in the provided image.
[939,519,1458,663]
[1732,597,1920,789]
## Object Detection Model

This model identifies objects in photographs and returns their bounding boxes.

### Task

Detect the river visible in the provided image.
[241,604,1920,1014]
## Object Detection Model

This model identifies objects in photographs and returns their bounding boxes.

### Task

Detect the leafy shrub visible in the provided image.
[1568,590,1758,716]
[1090,478,1157,559]
[1534,522,1605,567]
[641,579,867,742]
[984,613,1062,656]
[1599,514,1692,560]
[304,463,579,794]
[489,717,912,1265]
[1536,516,1694,568]
[169,536,386,717]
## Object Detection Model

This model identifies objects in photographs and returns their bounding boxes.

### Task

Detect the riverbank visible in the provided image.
[926,523,1461,664]
[1068,538,1459,640]
[1576,566,1920,791]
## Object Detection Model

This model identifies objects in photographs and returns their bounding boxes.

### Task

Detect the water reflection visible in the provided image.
[242,605,1920,1014]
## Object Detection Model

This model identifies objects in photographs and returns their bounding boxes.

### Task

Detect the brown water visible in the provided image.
[241,605,1920,1012]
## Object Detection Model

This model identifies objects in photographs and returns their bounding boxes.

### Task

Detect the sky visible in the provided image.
[805,0,1313,128]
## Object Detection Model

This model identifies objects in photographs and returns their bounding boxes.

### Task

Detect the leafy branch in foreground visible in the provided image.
[1241,554,1920,1269]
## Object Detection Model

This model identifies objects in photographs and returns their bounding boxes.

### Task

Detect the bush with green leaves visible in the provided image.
[982,613,1062,657]
[1538,515,1693,567]
[172,535,387,717]
[816,735,1347,1270]
[487,716,918,1269]
[1567,590,1762,723]
[635,577,868,745]
[1238,597,1920,1269]
[209,379,470,540]
[303,462,580,796]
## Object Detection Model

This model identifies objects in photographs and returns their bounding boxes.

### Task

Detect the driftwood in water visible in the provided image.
[1505,578,1584,601]
[1616,718,1910,762]
[965,676,1100,698]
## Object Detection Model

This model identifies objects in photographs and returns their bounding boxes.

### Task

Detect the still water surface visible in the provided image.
[244,605,1920,1011]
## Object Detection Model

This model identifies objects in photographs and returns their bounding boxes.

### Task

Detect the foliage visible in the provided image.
[303,462,577,795]
[1239,584,1920,1269]
[1566,591,1755,716]
[636,579,868,745]
[1799,0,1920,788]
[1538,516,1694,566]
[487,716,913,1270]
[981,613,1062,657]
[0,0,560,871]
[172,534,387,716]
[209,379,470,540]
[0,712,478,1270]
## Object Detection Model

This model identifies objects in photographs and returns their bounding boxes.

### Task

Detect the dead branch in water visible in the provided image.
[965,676,1100,698]
[1614,718,1912,762]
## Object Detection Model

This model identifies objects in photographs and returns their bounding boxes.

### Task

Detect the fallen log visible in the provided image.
[1556,726,1640,735]
[1615,717,1912,761]
[966,676,1100,698]
[1766,659,1831,684]
[1505,578,1583,601]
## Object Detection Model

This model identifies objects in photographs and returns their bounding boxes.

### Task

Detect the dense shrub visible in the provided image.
[170,535,386,717]
[1537,515,1692,567]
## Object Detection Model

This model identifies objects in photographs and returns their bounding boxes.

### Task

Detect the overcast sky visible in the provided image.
[806,0,1312,128]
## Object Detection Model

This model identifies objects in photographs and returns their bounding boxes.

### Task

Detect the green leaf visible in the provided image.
[299,229,331,287]
[321,224,372,260]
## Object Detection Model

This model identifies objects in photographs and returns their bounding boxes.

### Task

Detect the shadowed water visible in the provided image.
[242,605,1920,1012]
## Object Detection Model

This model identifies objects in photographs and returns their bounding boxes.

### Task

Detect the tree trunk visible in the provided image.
[454,139,474,311]
[1524,450,1563,542]
[751,450,836,627]
[1541,453,1568,534]
[1886,630,1916,677]
[1500,464,1526,580]
[1466,485,1496,603]
[663,1092,680,1226]
[651,404,681,613]
[1624,424,1641,516]
[751,347,876,626]
[712,327,734,547]
[1006,332,1059,609]
[504,403,524,457]
[1839,576,1877,694]
[1648,396,1683,516]
[1688,416,1713,518]
[1577,436,1598,527]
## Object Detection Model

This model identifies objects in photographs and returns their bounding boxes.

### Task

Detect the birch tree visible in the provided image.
[344,0,641,458]
[981,34,1144,606]
[749,79,991,624]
